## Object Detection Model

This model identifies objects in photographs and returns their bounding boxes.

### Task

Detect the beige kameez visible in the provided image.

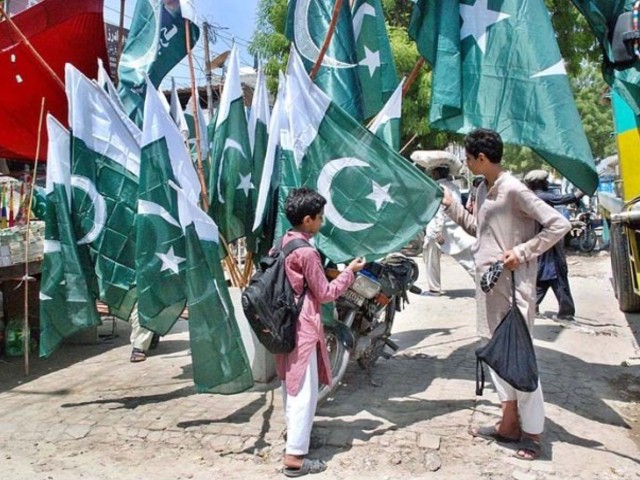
[445,172,570,339]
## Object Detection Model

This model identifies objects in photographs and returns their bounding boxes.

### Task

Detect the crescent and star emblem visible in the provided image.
[293,0,355,69]
[71,175,107,245]
[316,157,394,233]
[217,138,246,203]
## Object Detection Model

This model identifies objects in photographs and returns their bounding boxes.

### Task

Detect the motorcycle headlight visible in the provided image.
[350,273,381,299]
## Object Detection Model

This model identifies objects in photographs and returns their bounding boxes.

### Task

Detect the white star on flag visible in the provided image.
[367,180,394,211]
[360,46,381,77]
[156,246,186,274]
[460,0,510,54]
[236,173,255,197]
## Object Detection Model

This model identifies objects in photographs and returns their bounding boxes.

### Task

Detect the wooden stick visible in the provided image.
[243,251,254,285]
[0,5,65,92]
[402,57,425,97]
[399,133,418,155]
[114,0,127,86]
[309,0,344,80]
[23,97,46,376]
[184,18,210,212]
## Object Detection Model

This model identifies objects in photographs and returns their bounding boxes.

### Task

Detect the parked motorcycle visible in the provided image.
[569,208,597,253]
[319,253,420,401]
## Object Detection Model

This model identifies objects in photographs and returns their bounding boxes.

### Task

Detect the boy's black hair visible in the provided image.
[464,128,503,164]
[284,187,327,226]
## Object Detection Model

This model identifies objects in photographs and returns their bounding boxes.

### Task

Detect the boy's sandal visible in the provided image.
[130,349,146,363]
[283,459,327,477]
[469,424,520,443]
[515,436,542,461]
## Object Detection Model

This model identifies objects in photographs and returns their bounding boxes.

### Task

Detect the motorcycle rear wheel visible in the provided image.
[318,328,350,403]
[578,229,597,253]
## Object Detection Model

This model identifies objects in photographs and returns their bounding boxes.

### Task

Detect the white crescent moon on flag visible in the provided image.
[71,175,107,245]
[217,138,246,204]
[294,0,355,69]
[317,157,373,232]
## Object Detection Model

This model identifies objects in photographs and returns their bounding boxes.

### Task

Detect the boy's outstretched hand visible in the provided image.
[348,257,366,273]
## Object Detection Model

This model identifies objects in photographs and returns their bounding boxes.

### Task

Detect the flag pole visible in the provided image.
[402,57,425,97]
[0,5,65,92]
[114,0,127,86]
[184,18,210,212]
[399,133,418,155]
[309,0,344,80]
[22,97,46,376]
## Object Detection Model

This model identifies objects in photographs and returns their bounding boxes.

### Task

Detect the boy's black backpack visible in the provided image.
[241,238,310,354]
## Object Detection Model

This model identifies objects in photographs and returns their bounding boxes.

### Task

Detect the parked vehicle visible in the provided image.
[568,207,598,253]
[319,254,420,401]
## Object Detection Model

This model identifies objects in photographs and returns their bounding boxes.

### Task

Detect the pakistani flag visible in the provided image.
[247,66,271,256]
[170,77,190,140]
[409,0,598,195]
[278,51,442,262]
[352,0,399,119]
[117,0,200,126]
[286,0,364,121]
[368,78,405,151]
[65,65,140,320]
[97,59,143,146]
[139,80,253,393]
[570,0,640,116]
[185,94,209,160]
[207,45,254,244]
[39,115,100,358]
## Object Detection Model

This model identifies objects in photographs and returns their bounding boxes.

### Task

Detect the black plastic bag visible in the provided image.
[475,272,539,395]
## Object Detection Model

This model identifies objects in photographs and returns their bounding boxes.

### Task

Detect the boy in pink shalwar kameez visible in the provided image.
[277,187,364,477]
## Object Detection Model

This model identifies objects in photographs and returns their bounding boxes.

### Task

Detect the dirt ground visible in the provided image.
[0,251,639,480]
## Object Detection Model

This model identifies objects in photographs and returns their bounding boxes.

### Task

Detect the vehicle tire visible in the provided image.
[610,223,640,312]
[578,228,597,253]
[318,328,351,403]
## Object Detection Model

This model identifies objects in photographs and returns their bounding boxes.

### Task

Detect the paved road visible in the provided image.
[0,253,639,479]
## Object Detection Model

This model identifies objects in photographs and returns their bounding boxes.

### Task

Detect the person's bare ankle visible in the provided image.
[284,454,304,469]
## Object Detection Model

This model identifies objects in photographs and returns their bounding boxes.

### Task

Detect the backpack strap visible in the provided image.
[281,238,311,256]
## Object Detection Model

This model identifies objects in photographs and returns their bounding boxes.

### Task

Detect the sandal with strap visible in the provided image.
[130,348,146,363]
[515,436,542,461]
[283,459,327,477]
[470,424,520,443]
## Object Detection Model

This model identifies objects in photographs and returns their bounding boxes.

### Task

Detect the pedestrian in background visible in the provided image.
[442,129,570,461]
[524,170,583,320]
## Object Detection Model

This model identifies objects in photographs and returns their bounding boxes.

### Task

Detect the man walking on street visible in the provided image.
[524,170,583,320]
[442,129,570,460]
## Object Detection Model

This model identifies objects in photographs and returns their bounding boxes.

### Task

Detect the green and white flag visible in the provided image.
[97,59,143,145]
[352,0,399,119]
[39,115,100,358]
[117,0,200,126]
[247,65,271,255]
[185,94,209,160]
[409,0,598,195]
[277,51,442,263]
[570,0,640,116]
[170,77,190,140]
[253,72,288,258]
[65,64,140,320]
[207,45,254,244]
[368,78,405,151]
[139,79,253,393]
[286,0,364,121]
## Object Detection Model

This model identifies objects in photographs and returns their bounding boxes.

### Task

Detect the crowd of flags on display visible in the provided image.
[39,0,599,391]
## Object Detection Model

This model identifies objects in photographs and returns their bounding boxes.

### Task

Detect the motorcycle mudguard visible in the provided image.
[324,319,355,350]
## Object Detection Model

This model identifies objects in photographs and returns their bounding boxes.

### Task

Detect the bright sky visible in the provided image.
[103,0,261,89]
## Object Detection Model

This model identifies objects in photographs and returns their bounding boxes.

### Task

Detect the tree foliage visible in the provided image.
[249,0,615,165]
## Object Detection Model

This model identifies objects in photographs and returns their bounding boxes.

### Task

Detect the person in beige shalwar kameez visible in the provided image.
[443,129,570,461]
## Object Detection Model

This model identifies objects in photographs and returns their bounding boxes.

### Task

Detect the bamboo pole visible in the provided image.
[22,97,46,375]
[184,18,210,211]
[309,0,344,80]
[402,57,425,97]
[0,5,65,92]
[114,0,127,86]
[399,133,418,155]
